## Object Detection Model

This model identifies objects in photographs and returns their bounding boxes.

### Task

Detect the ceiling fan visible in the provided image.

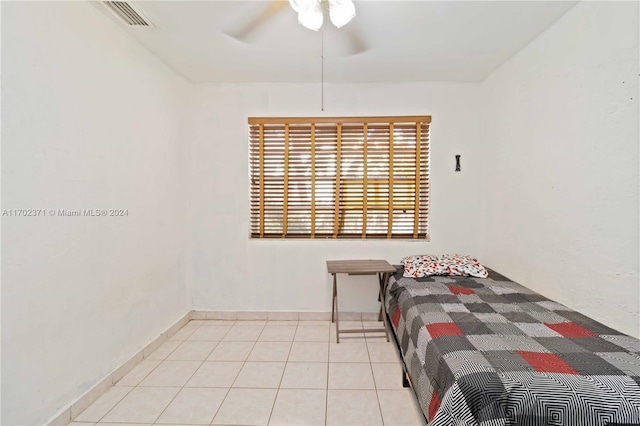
[289,0,356,30]
[229,0,368,55]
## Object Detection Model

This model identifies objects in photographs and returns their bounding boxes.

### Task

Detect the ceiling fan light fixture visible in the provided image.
[289,0,323,31]
[328,0,355,28]
[298,6,323,31]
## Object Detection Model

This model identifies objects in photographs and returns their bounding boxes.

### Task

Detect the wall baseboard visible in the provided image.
[46,311,191,426]
[190,310,381,321]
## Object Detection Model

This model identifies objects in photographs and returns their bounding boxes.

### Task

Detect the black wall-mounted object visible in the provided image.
[455,155,461,172]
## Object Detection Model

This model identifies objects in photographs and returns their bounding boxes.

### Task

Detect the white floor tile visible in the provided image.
[115,359,161,387]
[212,388,277,425]
[288,342,329,362]
[207,341,255,361]
[338,320,364,329]
[361,327,389,341]
[95,423,151,426]
[222,325,264,341]
[267,320,299,326]
[101,387,179,423]
[167,341,218,361]
[73,317,424,426]
[371,363,405,390]
[169,325,200,341]
[362,320,385,329]
[294,325,330,342]
[365,333,391,342]
[155,387,228,425]
[233,361,285,388]
[186,361,243,388]
[367,342,401,363]
[139,361,201,387]
[269,389,326,426]
[146,340,181,360]
[259,325,297,342]
[328,363,375,390]
[74,386,133,422]
[331,328,367,343]
[329,342,370,363]
[326,390,382,425]
[248,342,292,362]
[234,319,268,325]
[377,389,427,426]
[280,362,327,389]
[188,325,232,341]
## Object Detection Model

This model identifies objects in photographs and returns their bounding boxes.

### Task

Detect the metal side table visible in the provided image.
[327,259,396,343]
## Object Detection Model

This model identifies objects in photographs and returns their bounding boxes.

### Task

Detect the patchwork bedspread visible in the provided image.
[385,267,640,426]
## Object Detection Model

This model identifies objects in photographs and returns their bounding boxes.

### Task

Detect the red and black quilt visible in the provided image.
[385,267,640,425]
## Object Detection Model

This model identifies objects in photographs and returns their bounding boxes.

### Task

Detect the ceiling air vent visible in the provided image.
[102,1,153,27]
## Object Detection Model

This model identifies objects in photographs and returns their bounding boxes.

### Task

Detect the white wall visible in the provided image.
[189,82,482,313]
[480,1,639,337]
[4,1,637,423]
[1,2,191,424]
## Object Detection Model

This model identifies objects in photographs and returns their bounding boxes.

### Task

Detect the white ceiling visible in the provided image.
[110,1,577,83]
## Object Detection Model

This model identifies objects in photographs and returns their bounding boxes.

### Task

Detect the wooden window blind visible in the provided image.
[249,116,430,239]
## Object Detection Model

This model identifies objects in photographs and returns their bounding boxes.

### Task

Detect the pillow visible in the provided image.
[401,254,489,278]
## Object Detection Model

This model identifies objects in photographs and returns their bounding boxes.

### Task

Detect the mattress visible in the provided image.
[385,267,640,426]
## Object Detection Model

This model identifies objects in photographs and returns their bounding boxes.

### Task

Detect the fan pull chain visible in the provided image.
[321,29,325,111]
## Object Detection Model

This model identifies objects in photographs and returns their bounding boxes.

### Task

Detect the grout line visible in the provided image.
[365,321,387,426]
[71,315,192,424]
[207,321,267,426]
[77,319,192,424]
[169,321,200,341]
[88,386,135,424]
[88,320,382,426]
[95,340,181,423]
[102,321,229,425]
[265,320,298,426]
[148,321,225,424]
[325,324,331,426]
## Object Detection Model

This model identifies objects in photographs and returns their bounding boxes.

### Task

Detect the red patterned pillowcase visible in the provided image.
[401,254,489,278]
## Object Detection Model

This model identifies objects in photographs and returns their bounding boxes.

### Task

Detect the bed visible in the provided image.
[385,265,640,426]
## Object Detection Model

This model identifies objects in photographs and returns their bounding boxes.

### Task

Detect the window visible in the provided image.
[249,116,430,239]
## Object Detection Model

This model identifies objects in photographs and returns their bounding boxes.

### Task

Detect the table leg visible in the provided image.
[377,273,384,321]
[331,273,336,323]
[333,273,340,343]
[379,272,390,342]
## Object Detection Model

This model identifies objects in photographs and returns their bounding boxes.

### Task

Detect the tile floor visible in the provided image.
[69,319,427,426]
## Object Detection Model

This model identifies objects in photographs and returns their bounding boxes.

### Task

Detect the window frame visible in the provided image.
[249,115,431,240]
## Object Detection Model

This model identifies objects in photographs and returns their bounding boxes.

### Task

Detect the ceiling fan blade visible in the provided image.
[229,0,289,41]
[345,27,369,55]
